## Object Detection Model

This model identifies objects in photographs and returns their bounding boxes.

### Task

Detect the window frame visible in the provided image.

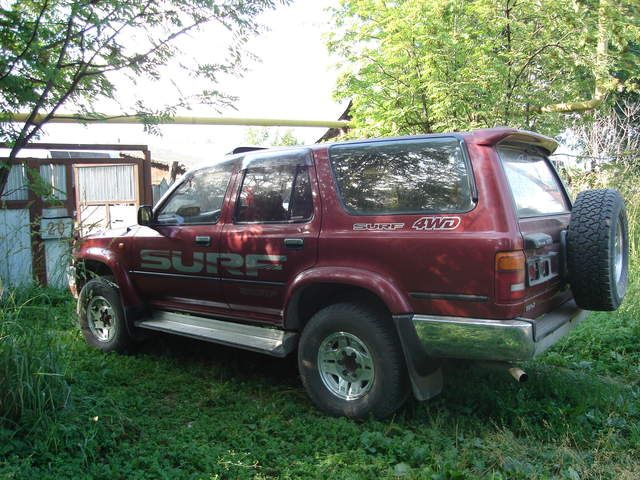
[233,163,315,225]
[327,136,478,217]
[153,162,236,226]
[497,144,572,219]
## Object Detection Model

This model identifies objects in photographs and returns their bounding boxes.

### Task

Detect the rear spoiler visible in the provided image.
[467,128,558,155]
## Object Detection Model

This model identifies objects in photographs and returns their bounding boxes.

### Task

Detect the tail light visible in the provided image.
[495,251,526,302]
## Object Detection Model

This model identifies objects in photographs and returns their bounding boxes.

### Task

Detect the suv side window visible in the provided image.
[329,138,474,215]
[235,164,313,223]
[156,165,233,225]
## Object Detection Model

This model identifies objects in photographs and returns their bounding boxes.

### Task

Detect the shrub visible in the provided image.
[563,162,640,257]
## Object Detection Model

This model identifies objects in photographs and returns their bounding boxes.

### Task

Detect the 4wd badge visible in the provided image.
[412,216,461,231]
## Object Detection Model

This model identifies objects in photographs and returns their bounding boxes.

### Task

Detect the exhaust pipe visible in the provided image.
[508,367,528,383]
[476,362,529,383]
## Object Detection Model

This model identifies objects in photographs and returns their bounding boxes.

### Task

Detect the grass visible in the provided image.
[1,280,639,479]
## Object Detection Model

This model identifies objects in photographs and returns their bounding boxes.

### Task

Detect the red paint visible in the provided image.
[73,128,569,324]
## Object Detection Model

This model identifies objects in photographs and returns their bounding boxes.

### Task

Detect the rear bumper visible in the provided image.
[411,300,588,363]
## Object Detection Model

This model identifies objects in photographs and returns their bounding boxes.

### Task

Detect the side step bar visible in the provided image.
[135,310,298,357]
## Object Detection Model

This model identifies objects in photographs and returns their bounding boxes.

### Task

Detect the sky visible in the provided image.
[35,0,345,166]
[23,0,578,167]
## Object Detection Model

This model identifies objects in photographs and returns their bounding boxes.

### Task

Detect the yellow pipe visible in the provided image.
[6,113,352,128]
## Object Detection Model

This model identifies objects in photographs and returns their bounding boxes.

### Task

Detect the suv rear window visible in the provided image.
[329,138,474,215]
[498,147,569,217]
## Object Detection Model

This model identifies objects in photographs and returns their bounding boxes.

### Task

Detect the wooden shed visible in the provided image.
[0,143,153,288]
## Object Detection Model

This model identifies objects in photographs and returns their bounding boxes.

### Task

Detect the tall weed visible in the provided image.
[0,288,70,427]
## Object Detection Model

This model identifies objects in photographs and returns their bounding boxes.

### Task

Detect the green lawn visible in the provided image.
[1,284,639,480]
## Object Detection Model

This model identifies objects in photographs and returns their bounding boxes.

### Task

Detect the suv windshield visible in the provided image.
[329,138,474,215]
[498,146,569,218]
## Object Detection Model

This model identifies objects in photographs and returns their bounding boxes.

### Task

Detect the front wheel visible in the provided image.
[298,302,409,419]
[78,277,132,352]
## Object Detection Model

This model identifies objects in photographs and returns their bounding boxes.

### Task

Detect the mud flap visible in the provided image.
[124,304,150,340]
[392,314,443,401]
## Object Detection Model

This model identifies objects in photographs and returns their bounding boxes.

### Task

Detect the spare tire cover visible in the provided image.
[567,189,628,311]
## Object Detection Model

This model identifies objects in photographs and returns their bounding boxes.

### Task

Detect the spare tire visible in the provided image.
[567,189,628,311]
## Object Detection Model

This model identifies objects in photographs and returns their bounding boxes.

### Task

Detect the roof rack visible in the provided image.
[229,146,268,155]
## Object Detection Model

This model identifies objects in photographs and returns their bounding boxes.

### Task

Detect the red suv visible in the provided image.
[71,128,629,418]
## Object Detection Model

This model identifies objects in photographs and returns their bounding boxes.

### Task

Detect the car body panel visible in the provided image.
[73,127,569,324]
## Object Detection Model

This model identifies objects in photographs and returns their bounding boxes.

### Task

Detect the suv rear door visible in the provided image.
[218,149,320,324]
[497,144,573,317]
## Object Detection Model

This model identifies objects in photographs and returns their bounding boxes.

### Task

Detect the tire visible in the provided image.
[298,302,409,419]
[567,189,629,311]
[78,277,132,352]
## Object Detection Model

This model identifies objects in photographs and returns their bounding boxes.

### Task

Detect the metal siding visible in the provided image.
[0,208,33,286]
[152,177,170,205]
[1,164,28,200]
[50,151,110,159]
[39,163,67,200]
[42,207,69,218]
[77,165,135,202]
[44,239,71,287]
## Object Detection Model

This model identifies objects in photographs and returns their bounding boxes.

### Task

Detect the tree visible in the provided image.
[571,100,640,169]
[245,127,301,146]
[0,0,286,189]
[328,0,640,137]
[562,100,640,254]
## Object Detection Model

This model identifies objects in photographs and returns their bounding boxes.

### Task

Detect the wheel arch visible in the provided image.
[284,267,412,331]
[76,258,114,289]
[76,247,142,308]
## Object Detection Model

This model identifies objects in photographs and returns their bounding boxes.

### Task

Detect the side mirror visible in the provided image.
[137,205,153,226]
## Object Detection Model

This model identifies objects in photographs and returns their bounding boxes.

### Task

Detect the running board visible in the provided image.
[135,310,297,357]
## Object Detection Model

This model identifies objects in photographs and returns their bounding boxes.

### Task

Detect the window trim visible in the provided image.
[496,144,571,220]
[153,163,236,227]
[327,137,478,217]
[233,164,315,225]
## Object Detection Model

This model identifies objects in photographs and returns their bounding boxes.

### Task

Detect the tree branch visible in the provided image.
[9,8,76,159]
[82,18,212,78]
[0,0,50,81]
[510,38,570,93]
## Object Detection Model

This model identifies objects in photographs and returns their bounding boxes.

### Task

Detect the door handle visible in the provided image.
[194,235,211,246]
[284,238,304,249]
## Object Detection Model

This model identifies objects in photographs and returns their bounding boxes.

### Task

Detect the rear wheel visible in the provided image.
[78,277,132,352]
[567,189,629,311]
[298,302,409,419]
